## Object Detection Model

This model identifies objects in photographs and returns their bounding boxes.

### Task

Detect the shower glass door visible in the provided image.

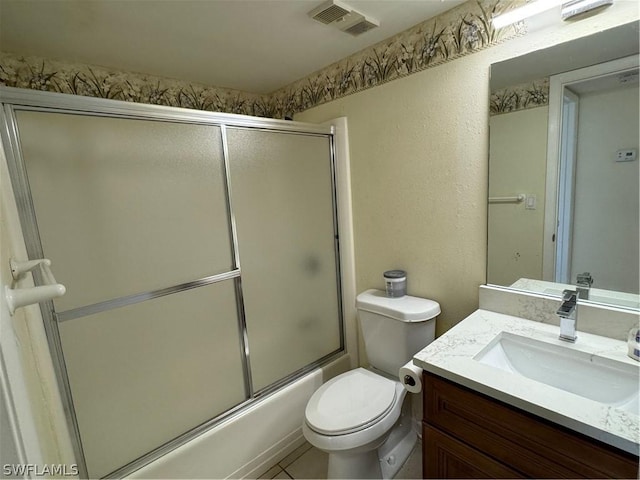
[226,128,342,391]
[3,98,343,479]
[14,111,247,478]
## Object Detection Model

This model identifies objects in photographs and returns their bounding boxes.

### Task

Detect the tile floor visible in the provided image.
[257,439,422,479]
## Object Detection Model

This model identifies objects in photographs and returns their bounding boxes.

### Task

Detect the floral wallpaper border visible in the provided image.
[490,77,550,115]
[0,0,524,119]
[0,54,269,117]
[269,0,524,118]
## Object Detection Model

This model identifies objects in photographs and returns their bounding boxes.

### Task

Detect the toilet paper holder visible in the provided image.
[403,374,416,387]
[399,360,423,393]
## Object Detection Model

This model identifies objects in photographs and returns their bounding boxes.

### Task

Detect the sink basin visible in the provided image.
[474,332,639,416]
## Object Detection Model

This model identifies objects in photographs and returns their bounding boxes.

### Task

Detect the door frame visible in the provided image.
[542,55,639,282]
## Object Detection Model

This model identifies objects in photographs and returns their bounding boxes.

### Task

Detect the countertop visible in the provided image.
[413,309,640,455]
[509,278,640,310]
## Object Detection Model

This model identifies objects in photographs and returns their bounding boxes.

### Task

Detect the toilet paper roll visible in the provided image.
[399,361,423,393]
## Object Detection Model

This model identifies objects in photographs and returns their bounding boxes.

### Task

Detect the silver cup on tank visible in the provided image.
[383,270,406,297]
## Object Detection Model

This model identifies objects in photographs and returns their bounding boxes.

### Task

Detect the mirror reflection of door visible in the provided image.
[544,56,639,295]
[555,89,579,284]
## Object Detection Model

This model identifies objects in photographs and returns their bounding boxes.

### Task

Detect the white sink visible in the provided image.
[474,332,639,416]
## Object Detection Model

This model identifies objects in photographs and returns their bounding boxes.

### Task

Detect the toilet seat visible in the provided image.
[305,368,397,435]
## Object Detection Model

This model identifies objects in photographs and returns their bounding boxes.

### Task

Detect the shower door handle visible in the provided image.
[5,258,66,315]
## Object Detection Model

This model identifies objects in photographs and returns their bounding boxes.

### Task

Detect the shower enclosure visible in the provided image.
[0,88,345,478]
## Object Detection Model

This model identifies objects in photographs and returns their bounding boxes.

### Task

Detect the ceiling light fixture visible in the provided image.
[492,0,615,28]
[561,0,614,20]
[492,0,563,29]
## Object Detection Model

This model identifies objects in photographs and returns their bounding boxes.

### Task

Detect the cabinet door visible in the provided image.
[423,424,523,479]
[424,372,639,479]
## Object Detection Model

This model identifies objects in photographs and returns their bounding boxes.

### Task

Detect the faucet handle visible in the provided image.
[561,289,577,303]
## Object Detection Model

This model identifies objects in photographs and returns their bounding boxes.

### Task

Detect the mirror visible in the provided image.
[487,21,640,310]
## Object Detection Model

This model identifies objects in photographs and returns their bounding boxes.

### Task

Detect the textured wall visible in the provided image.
[295,55,490,337]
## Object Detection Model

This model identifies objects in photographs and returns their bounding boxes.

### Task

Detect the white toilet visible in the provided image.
[303,289,440,479]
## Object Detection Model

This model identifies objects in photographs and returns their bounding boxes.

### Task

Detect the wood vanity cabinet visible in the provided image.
[422,372,639,479]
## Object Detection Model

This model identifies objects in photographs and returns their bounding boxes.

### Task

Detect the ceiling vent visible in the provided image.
[617,69,639,85]
[336,12,380,36]
[309,0,351,24]
[308,0,379,36]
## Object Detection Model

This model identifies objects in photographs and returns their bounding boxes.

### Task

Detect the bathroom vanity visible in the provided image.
[414,305,640,478]
[422,373,637,478]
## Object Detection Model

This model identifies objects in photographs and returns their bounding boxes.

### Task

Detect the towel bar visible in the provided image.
[488,194,525,204]
[5,258,66,315]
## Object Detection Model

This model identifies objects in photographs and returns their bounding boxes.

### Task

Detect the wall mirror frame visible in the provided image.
[487,20,640,311]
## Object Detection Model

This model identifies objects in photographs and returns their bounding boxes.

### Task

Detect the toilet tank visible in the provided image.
[356,289,440,376]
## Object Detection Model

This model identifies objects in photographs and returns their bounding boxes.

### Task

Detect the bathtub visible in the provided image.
[127,356,351,479]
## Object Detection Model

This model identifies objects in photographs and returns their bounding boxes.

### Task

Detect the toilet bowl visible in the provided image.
[303,368,413,479]
[302,289,440,479]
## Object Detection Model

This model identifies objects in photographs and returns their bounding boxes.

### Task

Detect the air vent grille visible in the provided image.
[309,1,350,24]
[618,70,639,85]
[308,0,379,36]
[343,19,378,36]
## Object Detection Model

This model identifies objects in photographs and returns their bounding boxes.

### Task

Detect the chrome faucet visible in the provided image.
[557,289,578,342]
[576,272,593,300]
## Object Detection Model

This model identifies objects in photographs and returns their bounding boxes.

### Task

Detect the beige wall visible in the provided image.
[295,4,639,341]
[296,57,489,337]
[488,106,548,286]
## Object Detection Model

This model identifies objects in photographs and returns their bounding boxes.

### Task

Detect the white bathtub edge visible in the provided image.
[127,356,351,479]
[234,428,306,479]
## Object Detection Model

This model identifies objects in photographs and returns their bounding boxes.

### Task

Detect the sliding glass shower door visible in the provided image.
[15,111,247,477]
[226,128,342,391]
[3,98,343,478]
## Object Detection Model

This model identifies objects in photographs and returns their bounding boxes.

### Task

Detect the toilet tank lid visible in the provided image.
[356,289,440,322]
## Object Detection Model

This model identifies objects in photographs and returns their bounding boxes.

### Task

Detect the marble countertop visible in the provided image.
[413,309,640,455]
[509,278,640,310]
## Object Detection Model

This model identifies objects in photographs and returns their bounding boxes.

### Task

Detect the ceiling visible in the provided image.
[0,0,466,94]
